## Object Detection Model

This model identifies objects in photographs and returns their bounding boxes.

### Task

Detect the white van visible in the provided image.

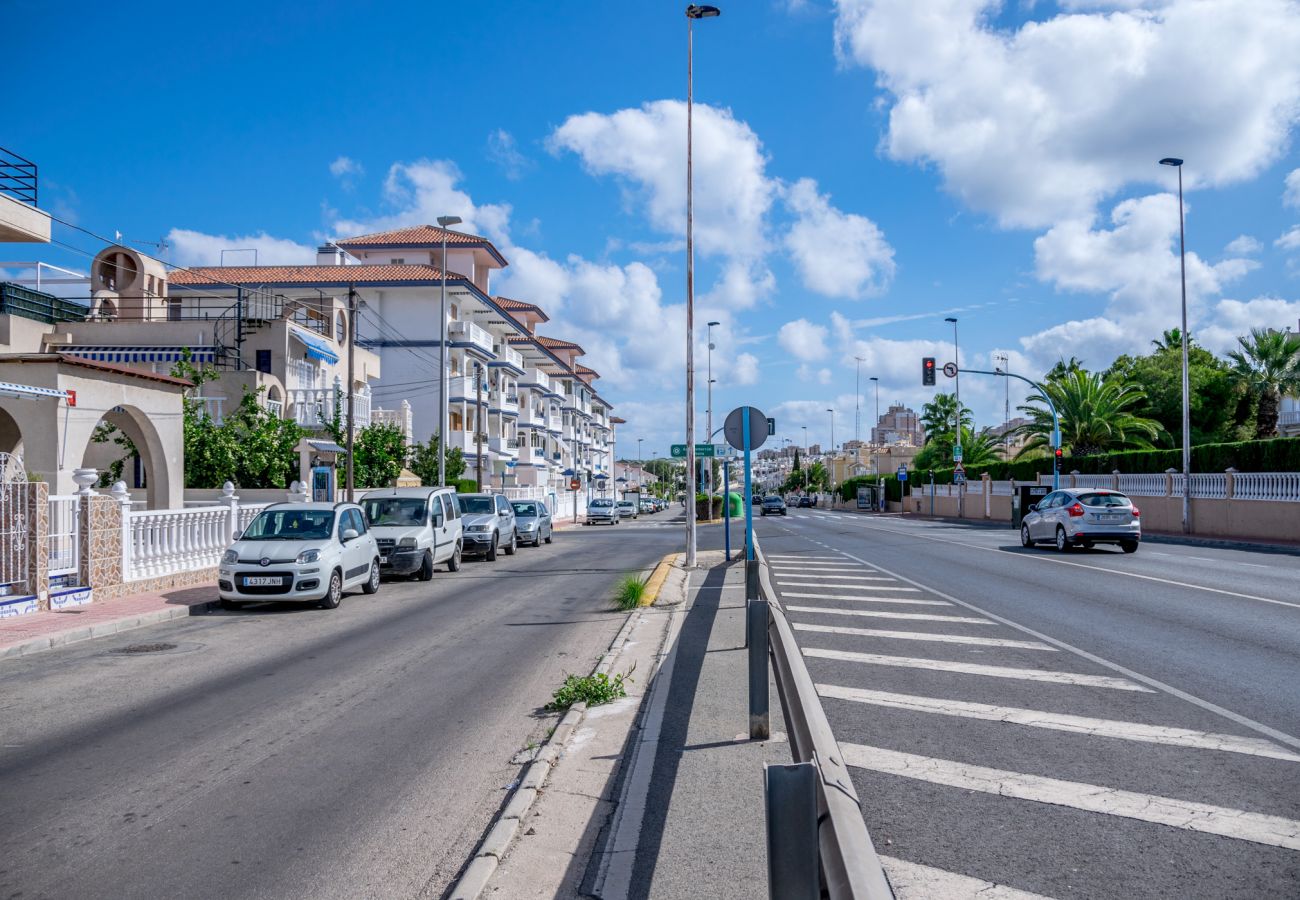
[360,487,463,580]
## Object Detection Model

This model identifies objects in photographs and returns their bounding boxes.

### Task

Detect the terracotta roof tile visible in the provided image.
[535,335,585,354]
[169,264,462,286]
[0,353,193,387]
[335,225,495,248]
[493,296,550,322]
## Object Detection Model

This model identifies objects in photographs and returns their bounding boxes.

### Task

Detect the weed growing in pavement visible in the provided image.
[614,573,649,610]
[545,665,636,711]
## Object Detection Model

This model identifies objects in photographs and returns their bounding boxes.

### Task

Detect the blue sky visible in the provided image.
[7,0,1300,456]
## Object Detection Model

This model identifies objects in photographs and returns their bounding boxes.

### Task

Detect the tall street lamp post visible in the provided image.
[945,316,963,518]
[684,3,720,568]
[801,425,808,493]
[436,214,463,487]
[827,407,835,495]
[855,355,865,444]
[1160,156,1191,535]
[870,375,881,509]
[706,320,719,500]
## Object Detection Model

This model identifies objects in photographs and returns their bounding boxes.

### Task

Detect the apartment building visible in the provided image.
[871,403,924,446]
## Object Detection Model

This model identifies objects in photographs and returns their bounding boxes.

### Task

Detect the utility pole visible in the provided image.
[436,215,462,487]
[946,317,963,518]
[345,285,356,502]
[855,356,864,444]
[475,361,484,491]
[995,352,1010,458]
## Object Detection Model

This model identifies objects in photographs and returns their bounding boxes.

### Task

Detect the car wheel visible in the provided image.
[544,531,553,544]
[448,543,462,572]
[504,531,517,556]
[1020,524,1034,548]
[1055,527,1071,552]
[318,570,343,609]
[418,551,435,581]
[220,598,243,611]
[1120,539,1139,554]
[361,559,381,594]
[486,535,498,561]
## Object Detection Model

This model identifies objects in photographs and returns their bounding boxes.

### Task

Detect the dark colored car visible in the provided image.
[761,496,787,516]
[798,496,813,508]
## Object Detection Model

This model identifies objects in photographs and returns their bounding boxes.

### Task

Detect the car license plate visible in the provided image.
[379,555,389,564]
[243,576,280,587]
[1102,514,1122,522]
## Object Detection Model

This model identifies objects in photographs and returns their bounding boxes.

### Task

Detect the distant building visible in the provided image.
[871,403,923,446]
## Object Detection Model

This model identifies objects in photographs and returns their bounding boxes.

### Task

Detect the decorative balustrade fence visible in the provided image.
[126,506,231,581]
[1233,472,1300,502]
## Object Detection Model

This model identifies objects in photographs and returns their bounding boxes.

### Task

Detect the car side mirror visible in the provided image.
[341,528,359,541]
[500,510,509,517]
[432,513,444,528]
[1027,503,1038,513]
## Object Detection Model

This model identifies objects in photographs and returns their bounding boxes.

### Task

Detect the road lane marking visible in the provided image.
[819,685,1300,761]
[782,592,951,607]
[766,555,850,561]
[880,856,1053,900]
[833,550,1300,752]
[793,622,1056,650]
[769,566,878,573]
[849,518,1300,612]
[777,582,920,591]
[770,562,869,568]
[788,605,992,625]
[841,743,1300,851]
[803,648,1152,692]
[1240,563,1270,569]
[773,573,895,581]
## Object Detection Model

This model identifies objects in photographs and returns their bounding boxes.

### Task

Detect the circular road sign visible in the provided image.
[942,362,959,378]
[724,406,769,451]
[569,478,581,490]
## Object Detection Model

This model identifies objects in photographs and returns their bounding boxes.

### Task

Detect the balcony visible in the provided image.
[288,386,370,430]
[521,367,552,393]
[494,392,520,415]
[448,320,495,357]
[491,344,525,373]
[0,147,49,244]
[518,444,547,465]
[490,436,520,457]
[519,405,546,427]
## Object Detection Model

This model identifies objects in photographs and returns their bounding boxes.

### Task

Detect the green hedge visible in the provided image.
[914,437,1300,483]
[839,474,906,503]
[454,478,481,493]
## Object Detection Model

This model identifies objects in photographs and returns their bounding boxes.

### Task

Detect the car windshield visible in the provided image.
[243,509,334,540]
[459,497,496,515]
[591,499,613,507]
[617,501,634,506]
[362,498,428,526]
[512,502,538,516]
[1077,492,1132,508]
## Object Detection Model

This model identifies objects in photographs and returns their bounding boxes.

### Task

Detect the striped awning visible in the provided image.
[59,346,217,365]
[0,381,71,401]
[290,327,340,364]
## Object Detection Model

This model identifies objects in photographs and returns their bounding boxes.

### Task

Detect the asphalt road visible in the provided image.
[0,515,681,900]
[757,508,1300,898]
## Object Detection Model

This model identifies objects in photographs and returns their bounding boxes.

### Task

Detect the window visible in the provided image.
[441,494,457,520]
[1077,492,1131,508]
[256,350,272,373]
[336,310,347,343]
[497,496,511,514]
[243,509,335,540]
[346,508,367,534]
[390,258,405,265]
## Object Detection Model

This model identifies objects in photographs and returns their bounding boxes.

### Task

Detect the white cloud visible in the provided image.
[733,352,761,386]
[784,178,895,299]
[1197,297,1300,354]
[1284,168,1300,209]
[1225,235,1263,255]
[1276,225,1300,251]
[329,156,363,179]
[166,228,314,267]
[551,100,775,260]
[833,0,1300,228]
[487,129,533,181]
[779,318,831,360]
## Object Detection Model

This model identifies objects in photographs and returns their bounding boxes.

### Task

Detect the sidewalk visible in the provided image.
[0,586,215,660]
[483,550,787,899]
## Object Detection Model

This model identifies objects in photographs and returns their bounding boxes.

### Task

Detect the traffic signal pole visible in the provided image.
[958,367,1061,490]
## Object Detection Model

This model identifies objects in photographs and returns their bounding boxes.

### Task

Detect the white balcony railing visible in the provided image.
[287,382,370,430]
[449,320,495,355]
[523,367,551,392]
[490,436,520,456]
[495,345,525,369]
[265,399,283,418]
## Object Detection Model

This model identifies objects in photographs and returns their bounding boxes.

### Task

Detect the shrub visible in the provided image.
[545,668,634,711]
[614,574,648,610]
[454,478,480,493]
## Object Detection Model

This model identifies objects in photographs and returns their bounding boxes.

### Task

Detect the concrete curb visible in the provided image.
[639,553,678,606]
[447,599,645,900]
[0,600,218,661]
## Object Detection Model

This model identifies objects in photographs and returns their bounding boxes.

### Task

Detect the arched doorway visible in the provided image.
[79,404,172,509]
[0,405,23,457]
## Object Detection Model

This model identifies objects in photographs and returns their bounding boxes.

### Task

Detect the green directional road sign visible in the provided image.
[670,444,716,458]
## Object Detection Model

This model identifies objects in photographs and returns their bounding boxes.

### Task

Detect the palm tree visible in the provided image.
[1014,369,1164,457]
[1228,327,1300,438]
[956,426,1004,470]
[920,392,972,444]
[1151,328,1189,352]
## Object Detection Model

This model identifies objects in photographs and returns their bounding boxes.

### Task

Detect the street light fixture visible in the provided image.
[870,376,880,507]
[1160,156,1191,535]
[436,214,463,487]
[945,316,963,517]
[684,3,721,568]
[706,320,719,500]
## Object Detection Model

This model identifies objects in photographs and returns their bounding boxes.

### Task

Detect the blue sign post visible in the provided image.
[743,409,754,560]
[723,459,732,562]
[724,405,768,561]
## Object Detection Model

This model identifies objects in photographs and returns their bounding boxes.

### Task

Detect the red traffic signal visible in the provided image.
[922,357,936,386]
[1054,448,1063,459]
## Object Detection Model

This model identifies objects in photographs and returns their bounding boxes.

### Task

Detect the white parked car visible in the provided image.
[1021,488,1141,553]
[361,487,464,579]
[218,502,381,609]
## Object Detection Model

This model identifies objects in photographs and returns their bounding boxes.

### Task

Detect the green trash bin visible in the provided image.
[727,491,744,517]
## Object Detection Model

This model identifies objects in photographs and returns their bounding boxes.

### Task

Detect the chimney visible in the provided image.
[316,243,345,266]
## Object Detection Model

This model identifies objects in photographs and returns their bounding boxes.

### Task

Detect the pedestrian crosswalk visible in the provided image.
[763,547,1300,897]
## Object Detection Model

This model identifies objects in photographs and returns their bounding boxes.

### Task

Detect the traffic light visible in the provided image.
[1054,447,1063,472]
[922,357,936,386]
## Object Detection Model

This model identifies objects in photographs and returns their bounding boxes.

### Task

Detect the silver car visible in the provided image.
[511,500,553,546]
[586,498,620,526]
[1021,488,1140,553]
[457,493,518,560]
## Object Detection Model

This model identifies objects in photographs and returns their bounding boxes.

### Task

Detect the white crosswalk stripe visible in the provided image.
[777,582,920,591]
[766,555,849,561]
[840,743,1300,851]
[781,592,951,607]
[794,622,1056,650]
[769,565,870,571]
[818,685,1300,761]
[774,573,895,581]
[787,605,992,625]
[802,648,1151,691]
[880,856,1053,900]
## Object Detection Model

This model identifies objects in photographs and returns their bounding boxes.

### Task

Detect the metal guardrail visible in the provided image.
[0,146,37,204]
[754,537,896,899]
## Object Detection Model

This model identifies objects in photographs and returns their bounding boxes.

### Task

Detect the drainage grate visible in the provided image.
[112,642,178,654]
